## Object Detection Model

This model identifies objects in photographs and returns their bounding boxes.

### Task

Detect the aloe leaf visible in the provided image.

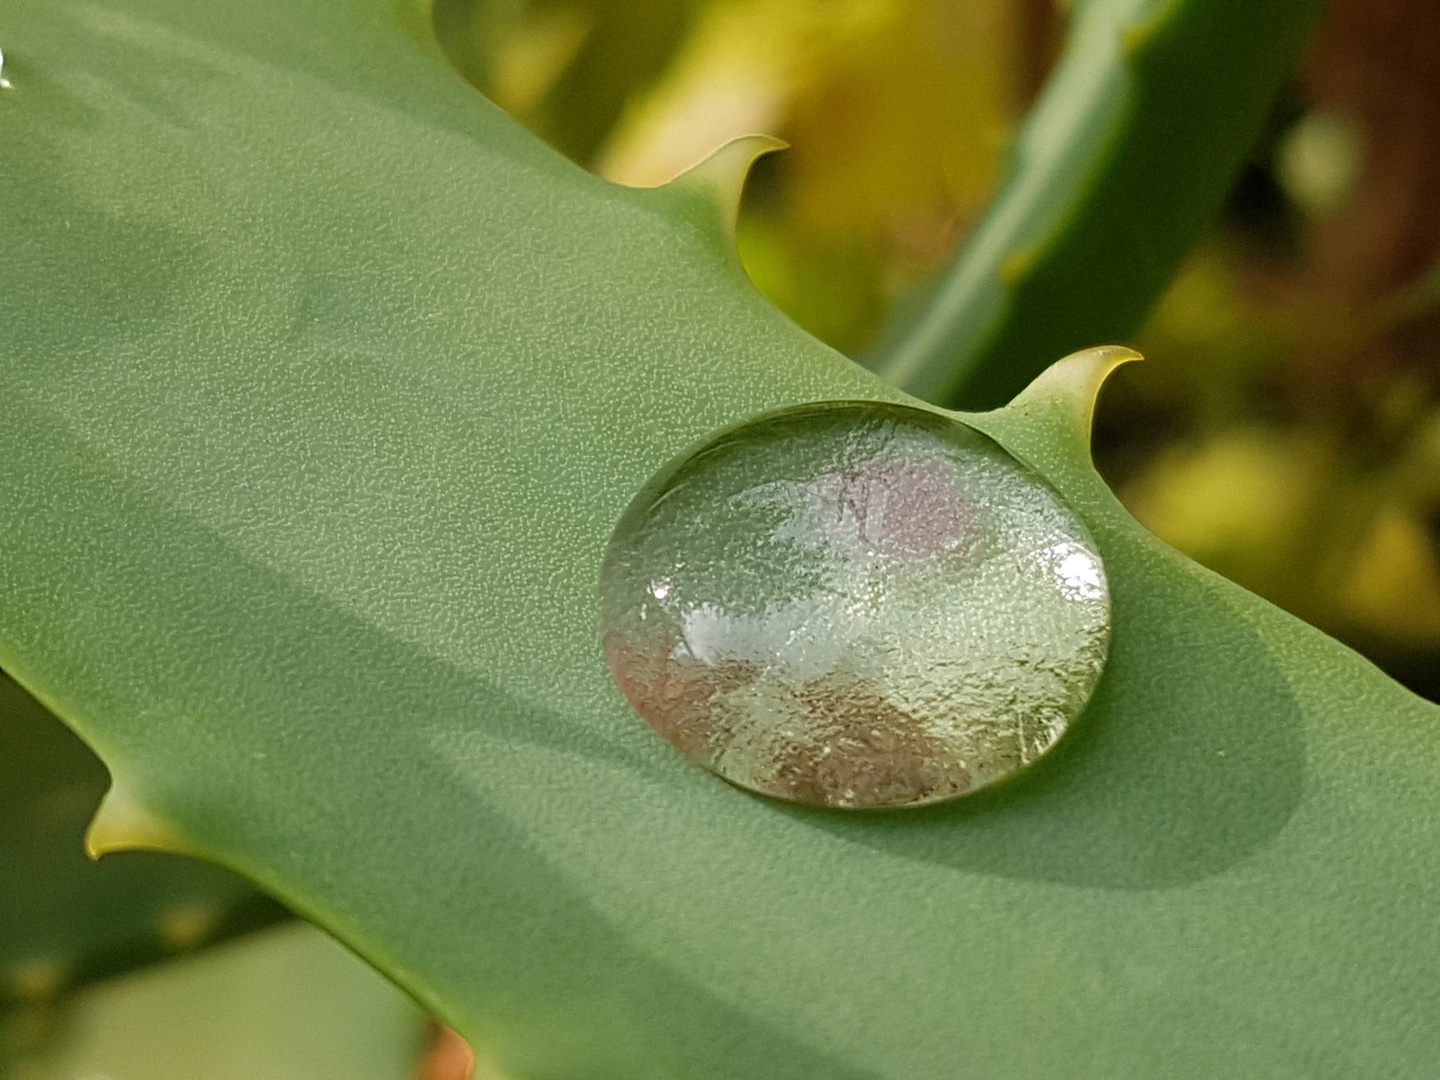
[1,671,287,1011]
[1,3,1437,1079]
[4,923,426,1079]
[869,0,1326,409]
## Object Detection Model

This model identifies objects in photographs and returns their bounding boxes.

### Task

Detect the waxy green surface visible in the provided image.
[1,2,1437,1076]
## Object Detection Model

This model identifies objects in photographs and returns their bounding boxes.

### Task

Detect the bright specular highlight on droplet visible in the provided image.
[599,402,1110,809]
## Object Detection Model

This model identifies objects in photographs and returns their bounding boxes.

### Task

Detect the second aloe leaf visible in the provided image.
[871,0,1326,409]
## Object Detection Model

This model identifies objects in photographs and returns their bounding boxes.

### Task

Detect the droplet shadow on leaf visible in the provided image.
[785,540,1306,890]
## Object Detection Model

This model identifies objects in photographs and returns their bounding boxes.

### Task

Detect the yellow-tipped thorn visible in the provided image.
[1008,345,1143,440]
[86,780,182,859]
[665,134,788,235]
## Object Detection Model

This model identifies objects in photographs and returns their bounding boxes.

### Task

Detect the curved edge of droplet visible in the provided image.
[599,397,1116,811]
[662,134,789,236]
[86,774,189,859]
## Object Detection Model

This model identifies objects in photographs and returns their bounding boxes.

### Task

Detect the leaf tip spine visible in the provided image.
[85,778,185,859]
[665,133,788,236]
[1004,344,1143,448]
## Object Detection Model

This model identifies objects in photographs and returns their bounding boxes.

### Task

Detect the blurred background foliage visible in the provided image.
[3,924,430,1080]
[439,0,1440,701]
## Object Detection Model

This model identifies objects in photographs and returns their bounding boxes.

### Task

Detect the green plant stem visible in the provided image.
[869,0,1326,410]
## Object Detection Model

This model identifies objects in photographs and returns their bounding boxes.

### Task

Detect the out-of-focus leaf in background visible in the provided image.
[1096,0,1440,697]
[2,924,429,1080]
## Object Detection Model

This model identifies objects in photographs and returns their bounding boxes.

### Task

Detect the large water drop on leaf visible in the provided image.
[600,402,1110,809]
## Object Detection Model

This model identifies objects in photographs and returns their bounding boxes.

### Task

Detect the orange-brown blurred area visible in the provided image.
[434,0,1440,700]
[417,1025,478,1080]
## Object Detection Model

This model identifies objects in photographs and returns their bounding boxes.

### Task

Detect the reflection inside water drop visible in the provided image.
[599,402,1111,809]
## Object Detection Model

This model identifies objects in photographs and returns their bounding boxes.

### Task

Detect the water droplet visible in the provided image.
[599,402,1110,809]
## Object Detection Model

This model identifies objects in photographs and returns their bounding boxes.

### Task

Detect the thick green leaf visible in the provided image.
[3,923,426,1078]
[0,670,287,1011]
[868,0,1325,409]
[1,3,1436,1079]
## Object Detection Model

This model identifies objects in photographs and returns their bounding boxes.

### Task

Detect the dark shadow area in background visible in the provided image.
[785,542,1308,890]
